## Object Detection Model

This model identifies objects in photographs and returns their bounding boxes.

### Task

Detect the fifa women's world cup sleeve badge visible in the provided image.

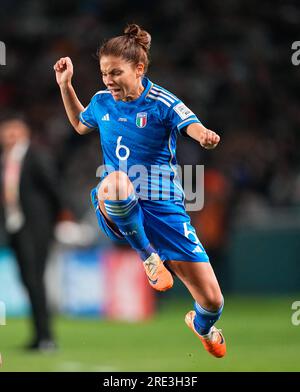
[136,112,147,128]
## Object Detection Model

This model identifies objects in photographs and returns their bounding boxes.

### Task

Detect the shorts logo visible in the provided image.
[136,112,147,128]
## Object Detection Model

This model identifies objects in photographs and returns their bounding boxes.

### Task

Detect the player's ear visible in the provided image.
[136,63,144,78]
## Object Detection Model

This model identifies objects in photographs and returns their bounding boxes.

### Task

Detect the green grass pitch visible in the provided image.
[1,296,300,372]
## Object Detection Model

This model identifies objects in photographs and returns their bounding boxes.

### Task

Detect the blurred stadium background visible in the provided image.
[0,0,300,371]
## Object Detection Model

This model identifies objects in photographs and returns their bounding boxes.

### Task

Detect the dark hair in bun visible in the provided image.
[124,24,151,52]
[99,24,151,73]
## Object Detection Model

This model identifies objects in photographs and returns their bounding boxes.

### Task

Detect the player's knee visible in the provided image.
[97,171,134,200]
[201,292,224,312]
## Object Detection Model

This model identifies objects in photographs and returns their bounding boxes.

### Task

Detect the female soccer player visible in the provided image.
[54,24,226,358]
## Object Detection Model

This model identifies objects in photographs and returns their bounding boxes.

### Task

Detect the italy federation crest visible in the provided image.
[136,112,147,128]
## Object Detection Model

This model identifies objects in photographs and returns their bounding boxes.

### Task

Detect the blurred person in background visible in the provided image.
[54,24,226,358]
[0,116,62,351]
[193,168,232,292]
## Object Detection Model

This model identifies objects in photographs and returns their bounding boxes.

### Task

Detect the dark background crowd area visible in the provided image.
[1,0,300,221]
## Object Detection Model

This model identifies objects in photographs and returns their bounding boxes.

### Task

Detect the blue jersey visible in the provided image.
[79,77,202,201]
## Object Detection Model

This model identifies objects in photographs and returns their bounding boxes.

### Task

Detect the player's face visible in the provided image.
[100,55,144,101]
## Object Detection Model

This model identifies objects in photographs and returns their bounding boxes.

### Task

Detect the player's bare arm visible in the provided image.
[186,122,220,149]
[53,57,91,135]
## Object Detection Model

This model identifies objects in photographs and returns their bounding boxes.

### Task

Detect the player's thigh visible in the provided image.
[166,260,223,311]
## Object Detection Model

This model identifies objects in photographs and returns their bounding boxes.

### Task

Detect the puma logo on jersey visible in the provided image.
[102,113,110,121]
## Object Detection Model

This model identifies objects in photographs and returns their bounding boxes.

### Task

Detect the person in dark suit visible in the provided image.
[0,117,62,351]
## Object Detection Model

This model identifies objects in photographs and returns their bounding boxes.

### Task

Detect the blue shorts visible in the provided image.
[91,187,209,263]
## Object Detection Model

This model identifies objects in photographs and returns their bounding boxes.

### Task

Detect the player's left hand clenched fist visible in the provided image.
[200,129,220,149]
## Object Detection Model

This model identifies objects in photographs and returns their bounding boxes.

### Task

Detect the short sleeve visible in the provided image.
[79,100,98,129]
[166,100,202,135]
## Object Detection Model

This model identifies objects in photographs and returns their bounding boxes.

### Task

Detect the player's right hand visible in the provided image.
[53,57,73,86]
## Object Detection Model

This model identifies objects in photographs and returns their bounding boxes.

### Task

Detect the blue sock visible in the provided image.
[104,193,156,261]
[193,299,224,336]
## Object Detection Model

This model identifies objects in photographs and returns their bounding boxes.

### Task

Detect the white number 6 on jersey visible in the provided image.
[116,136,130,160]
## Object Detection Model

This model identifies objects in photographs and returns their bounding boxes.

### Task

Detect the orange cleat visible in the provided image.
[185,311,226,358]
[143,253,173,291]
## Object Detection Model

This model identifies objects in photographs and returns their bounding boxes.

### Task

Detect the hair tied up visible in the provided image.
[124,24,140,39]
[124,23,151,51]
[99,23,151,73]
